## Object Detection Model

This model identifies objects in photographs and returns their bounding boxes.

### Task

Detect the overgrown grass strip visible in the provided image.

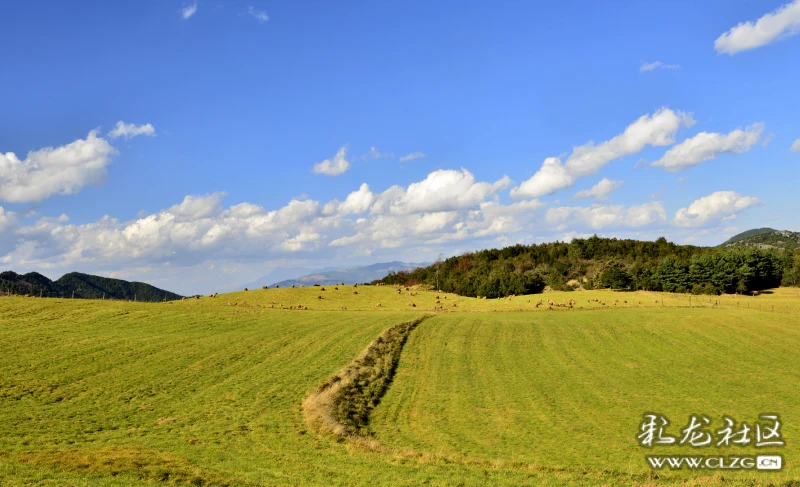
[302,315,428,438]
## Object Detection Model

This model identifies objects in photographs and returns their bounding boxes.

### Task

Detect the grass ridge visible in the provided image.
[302,315,429,439]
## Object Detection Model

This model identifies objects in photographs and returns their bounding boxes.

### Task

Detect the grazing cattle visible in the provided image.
[353,291,358,295]
[317,296,323,300]
[375,303,381,307]
[409,302,416,307]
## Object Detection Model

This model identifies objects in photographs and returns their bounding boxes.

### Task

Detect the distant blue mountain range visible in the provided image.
[236,261,430,290]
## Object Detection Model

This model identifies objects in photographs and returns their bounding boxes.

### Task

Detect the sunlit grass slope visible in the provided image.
[0,298,431,486]
[2,288,800,486]
[213,284,800,314]
[371,308,800,485]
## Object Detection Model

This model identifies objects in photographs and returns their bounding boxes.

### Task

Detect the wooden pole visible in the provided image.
[72,290,75,299]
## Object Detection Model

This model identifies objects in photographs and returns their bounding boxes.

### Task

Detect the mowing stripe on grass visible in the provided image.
[303,316,429,438]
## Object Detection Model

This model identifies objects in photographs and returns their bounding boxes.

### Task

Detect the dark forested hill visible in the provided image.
[374,235,800,297]
[0,271,183,301]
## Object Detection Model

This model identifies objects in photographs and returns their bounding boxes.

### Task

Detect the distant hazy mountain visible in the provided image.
[240,261,429,289]
[721,228,799,250]
[0,271,183,301]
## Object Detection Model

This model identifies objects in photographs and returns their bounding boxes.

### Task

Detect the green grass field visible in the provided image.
[1,287,799,486]
[371,309,800,484]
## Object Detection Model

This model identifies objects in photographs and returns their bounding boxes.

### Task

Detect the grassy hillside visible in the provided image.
[0,271,182,302]
[722,227,777,245]
[2,286,800,486]
[211,282,800,314]
[372,309,800,484]
[723,229,800,250]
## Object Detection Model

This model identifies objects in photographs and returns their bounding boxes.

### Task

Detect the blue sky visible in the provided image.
[1,0,799,294]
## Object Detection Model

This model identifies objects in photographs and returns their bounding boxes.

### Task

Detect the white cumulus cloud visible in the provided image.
[323,183,375,216]
[640,61,681,72]
[715,0,800,54]
[791,139,800,152]
[181,0,197,20]
[652,123,763,172]
[108,121,156,140]
[362,147,393,161]
[511,108,694,199]
[371,169,511,215]
[546,202,666,230]
[312,146,351,176]
[246,6,269,22]
[573,178,623,201]
[0,130,117,203]
[673,191,762,228]
[182,1,198,19]
[399,152,426,162]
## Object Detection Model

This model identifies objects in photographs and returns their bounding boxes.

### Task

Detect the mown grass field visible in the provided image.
[1,287,799,486]
[371,308,800,485]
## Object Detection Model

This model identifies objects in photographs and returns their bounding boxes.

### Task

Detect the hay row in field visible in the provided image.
[302,315,428,438]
